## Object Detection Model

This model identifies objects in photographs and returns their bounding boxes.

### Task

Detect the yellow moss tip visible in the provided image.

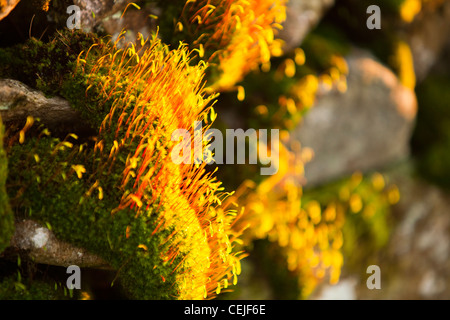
[387,186,400,205]
[71,165,86,179]
[400,0,422,22]
[237,86,245,101]
[284,59,296,78]
[19,116,35,144]
[394,41,416,90]
[294,48,305,66]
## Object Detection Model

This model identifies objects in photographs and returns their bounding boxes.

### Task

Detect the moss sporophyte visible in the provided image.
[158,0,288,91]
[5,32,244,299]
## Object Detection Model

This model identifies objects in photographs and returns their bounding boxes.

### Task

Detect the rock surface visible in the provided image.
[278,0,335,52]
[2,219,110,269]
[0,79,89,135]
[292,49,417,187]
[406,1,450,82]
[68,0,130,32]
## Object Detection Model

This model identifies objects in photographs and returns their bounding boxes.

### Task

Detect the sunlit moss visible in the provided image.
[302,172,398,291]
[5,33,243,300]
[214,28,350,132]
[158,0,287,91]
[0,30,105,99]
[38,0,51,11]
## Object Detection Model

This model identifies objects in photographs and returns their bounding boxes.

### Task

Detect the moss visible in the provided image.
[145,0,228,79]
[4,34,241,300]
[321,0,444,84]
[0,28,112,130]
[231,169,396,299]
[151,0,188,45]
[6,132,179,299]
[150,0,288,91]
[220,24,350,127]
[0,29,118,131]
[0,273,74,300]
[0,116,14,254]
[32,0,51,11]
[153,0,230,60]
[0,29,103,96]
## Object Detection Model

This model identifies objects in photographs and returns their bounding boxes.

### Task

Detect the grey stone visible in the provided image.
[4,219,110,269]
[314,278,358,300]
[63,0,131,32]
[292,49,417,187]
[0,79,88,134]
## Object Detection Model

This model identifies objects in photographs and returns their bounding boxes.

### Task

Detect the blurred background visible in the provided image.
[216,0,450,300]
[218,0,450,300]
